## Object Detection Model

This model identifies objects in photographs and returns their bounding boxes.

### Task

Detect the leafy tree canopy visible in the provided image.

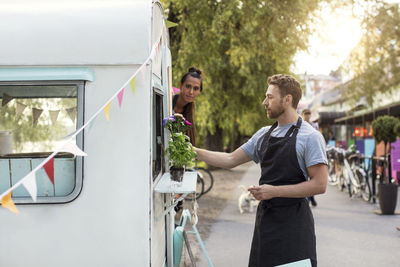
[162,0,335,149]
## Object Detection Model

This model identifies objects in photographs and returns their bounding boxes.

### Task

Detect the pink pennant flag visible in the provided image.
[104,102,111,121]
[172,87,181,94]
[43,158,54,184]
[1,191,19,214]
[22,173,37,202]
[117,88,125,108]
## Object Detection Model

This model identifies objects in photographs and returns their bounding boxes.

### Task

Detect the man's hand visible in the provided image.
[248,184,277,200]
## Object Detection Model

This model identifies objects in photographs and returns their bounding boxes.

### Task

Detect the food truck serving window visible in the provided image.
[152,88,164,180]
[0,81,84,204]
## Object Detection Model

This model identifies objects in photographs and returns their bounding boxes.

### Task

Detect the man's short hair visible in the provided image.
[302,109,311,115]
[267,74,302,108]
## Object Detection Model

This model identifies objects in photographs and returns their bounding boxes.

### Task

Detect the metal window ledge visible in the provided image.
[154,171,197,216]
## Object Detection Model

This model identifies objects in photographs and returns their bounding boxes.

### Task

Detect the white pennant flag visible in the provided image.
[32,108,43,126]
[66,107,77,123]
[16,102,27,117]
[22,173,37,202]
[49,110,60,125]
[60,141,87,156]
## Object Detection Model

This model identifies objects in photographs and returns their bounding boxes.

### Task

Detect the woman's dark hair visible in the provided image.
[179,67,203,146]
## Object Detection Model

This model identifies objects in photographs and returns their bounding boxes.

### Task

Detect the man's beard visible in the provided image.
[268,103,285,119]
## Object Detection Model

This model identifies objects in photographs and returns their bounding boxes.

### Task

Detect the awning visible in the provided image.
[316,111,346,125]
[334,101,400,124]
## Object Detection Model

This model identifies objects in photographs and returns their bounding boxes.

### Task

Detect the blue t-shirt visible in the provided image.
[241,120,328,179]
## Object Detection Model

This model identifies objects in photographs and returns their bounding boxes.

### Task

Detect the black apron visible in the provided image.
[248,117,317,267]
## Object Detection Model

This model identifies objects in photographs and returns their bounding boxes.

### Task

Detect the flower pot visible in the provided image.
[378,183,398,215]
[170,167,185,182]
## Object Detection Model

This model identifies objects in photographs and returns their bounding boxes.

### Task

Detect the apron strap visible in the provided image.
[283,117,302,138]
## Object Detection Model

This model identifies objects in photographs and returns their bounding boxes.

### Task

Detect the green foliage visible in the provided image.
[395,122,400,137]
[0,98,74,152]
[164,115,197,168]
[162,0,328,149]
[343,2,400,107]
[372,115,400,145]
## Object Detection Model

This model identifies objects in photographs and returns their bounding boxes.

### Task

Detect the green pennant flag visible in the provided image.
[166,20,178,28]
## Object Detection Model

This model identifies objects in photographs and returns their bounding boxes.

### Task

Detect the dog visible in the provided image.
[238,185,260,214]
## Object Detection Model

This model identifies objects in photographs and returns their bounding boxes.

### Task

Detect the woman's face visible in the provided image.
[180,76,201,103]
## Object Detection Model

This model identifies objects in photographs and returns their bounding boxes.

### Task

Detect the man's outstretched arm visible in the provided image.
[194,147,252,169]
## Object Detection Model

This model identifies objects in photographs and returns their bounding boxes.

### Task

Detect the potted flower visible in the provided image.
[163,115,197,182]
[372,115,400,214]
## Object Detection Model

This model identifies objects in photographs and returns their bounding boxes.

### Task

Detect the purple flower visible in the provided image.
[169,115,176,122]
[162,118,168,126]
[184,120,192,126]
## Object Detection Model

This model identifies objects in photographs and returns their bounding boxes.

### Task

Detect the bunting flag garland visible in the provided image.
[60,141,87,156]
[43,158,54,184]
[1,191,19,214]
[49,110,60,125]
[165,20,178,28]
[130,77,136,95]
[22,173,37,202]
[32,108,43,126]
[104,102,111,121]
[2,93,14,107]
[66,107,77,123]
[16,102,27,117]
[117,88,125,108]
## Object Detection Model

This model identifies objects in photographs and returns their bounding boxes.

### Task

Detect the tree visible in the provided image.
[162,0,329,151]
[343,1,400,107]
[372,115,400,183]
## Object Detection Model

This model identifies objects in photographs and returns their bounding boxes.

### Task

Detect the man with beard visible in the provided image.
[194,74,327,267]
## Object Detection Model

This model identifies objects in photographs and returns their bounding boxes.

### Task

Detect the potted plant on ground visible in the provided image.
[372,115,400,214]
[163,114,197,182]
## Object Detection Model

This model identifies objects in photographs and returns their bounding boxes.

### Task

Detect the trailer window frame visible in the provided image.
[0,80,84,204]
[152,87,165,181]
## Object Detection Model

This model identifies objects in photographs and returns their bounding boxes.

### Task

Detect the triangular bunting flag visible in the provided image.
[61,141,87,156]
[22,173,37,202]
[2,93,14,107]
[117,88,125,108]
[32,108,43,126]
[43,158,54,184]
[16,102,27,117]
[1,191,19,214]
[49,110,60,125]
[104,102,111,121]
[130,76,136,95]
[66,107,77,123]
[166,20,178,28]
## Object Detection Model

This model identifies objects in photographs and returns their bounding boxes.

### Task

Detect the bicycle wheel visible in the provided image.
[359,172,371,202]
[343,169,352,197]
[197,167,214,195]
[185,174,204,201]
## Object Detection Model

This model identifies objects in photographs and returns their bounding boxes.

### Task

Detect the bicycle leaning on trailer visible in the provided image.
[185,162,214,201]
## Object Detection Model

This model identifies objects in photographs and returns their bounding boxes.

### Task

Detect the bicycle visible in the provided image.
[185,163,214,201]
[348,152,372,202]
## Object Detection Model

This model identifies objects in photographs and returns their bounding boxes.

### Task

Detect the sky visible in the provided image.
[292,5,363,76]
[293,1,400,76]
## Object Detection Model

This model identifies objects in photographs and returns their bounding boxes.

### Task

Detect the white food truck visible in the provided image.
[0,1,188,266]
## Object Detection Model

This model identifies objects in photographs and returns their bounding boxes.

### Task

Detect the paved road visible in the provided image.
[198,162,400,267]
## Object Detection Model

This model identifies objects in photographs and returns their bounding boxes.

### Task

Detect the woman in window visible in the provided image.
[172,67,203,146]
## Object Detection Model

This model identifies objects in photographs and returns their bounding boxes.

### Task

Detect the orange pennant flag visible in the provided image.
[1,191,19,214]
[104,102,111,121]
[130,77,136,95]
